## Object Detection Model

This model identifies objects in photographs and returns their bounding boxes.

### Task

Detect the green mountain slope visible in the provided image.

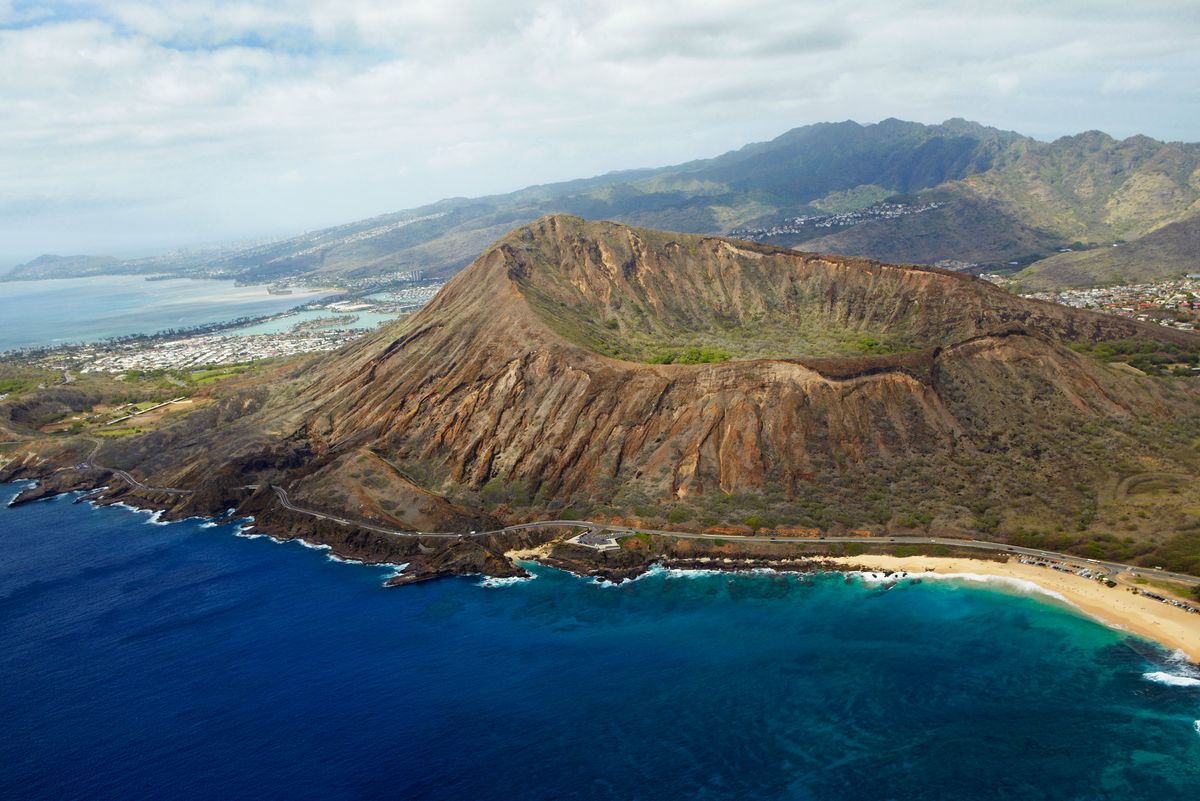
[6,118,1029,283]
[770,131,1200,282]
[8,120,1199,290]
[786,194,1060,266]
[1016,211,1200,290]
[958,131,1200,242]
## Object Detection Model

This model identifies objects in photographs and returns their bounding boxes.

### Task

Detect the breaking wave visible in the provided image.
[1142,671,1200,690]
[479,573,538,588]
[854,570,1073,606]
[4,480,35,507]
[1141,672,1200,687]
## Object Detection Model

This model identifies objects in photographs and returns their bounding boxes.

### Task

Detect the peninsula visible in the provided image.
[3,216,1200,659]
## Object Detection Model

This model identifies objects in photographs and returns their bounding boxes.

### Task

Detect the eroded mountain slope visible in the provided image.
[294,217,1191,516]
[5,216,1200,578]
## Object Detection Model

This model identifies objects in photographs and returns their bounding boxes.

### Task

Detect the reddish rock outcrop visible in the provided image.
[298,216,1181,507]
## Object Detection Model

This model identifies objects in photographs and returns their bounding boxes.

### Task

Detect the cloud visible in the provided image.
[0,0,1198,261]
[1102,69,1165,94]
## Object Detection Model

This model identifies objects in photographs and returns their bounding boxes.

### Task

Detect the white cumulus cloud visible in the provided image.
[0,0,1197,262]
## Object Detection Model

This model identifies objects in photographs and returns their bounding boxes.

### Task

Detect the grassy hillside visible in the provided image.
[9,120,1198,291]
[789,193,1061,267]
[210,125,1200,289]
[1016,211,1200,290]
[7,119,1028,283]
[958,132,1200,242]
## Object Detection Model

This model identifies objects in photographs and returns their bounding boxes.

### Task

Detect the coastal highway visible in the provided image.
[106,467,193,495]
[73,437,193,496]
[267,486,1200,588]
[56,437,1200,588]
[272,485,465,540]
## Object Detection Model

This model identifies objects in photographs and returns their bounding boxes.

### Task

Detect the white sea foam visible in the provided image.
[1165,649,1197,668]
[110,501,172,525]
[478,573,538,588]
[586,563,788,587]
[663,568,727,579]
[234,523,265,539]
[1142,671,1200,687]
[4,480,36,507]
[1194,720,1200,737]
[853,570,1074,606]
[110,500,171,525]
[590,563,668,587]
[326,554,404,572]
[1142,653,1200,688]
[293,538,331,552]
[380,562,409,580]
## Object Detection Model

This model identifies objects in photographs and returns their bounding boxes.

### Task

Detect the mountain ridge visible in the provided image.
[9,118,1196,289]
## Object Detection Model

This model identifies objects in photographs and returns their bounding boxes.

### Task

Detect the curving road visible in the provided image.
[106,467,193,495]
[51,436,1199,589]
[69,437,193,495]
[40,443,1200,589]
[268,486,1200,588]
[272,485,465,539]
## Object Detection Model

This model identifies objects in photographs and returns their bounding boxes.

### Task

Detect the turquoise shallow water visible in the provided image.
[1,486,1198,800]
[0,276,333,351]
[229,309,399,336]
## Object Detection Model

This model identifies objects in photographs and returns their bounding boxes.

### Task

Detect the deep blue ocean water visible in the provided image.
[2,485,1199,800]
[0,276,333,352]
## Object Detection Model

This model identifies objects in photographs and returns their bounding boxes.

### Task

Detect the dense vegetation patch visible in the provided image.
[0,377,36,396]
[648,347,732,365]
[1071,339,1200,376]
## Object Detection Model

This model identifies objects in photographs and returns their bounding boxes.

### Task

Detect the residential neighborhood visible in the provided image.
[730,201,946,240]
[1012,276,1200,331]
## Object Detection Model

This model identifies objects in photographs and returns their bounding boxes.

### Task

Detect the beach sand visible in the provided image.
[823,555,1200,663]
[505,543,555,561]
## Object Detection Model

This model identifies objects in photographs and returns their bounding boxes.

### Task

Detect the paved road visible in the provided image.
[107,467,193,495]
[267,486,1200,588]
[272,486,466,539]
[77,436,102,469]
[69,437,193,495]
[46,436,1200,589]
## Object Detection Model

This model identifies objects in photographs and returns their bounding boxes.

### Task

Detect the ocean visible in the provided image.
[1,486,1198,800]
[0,276,334,352]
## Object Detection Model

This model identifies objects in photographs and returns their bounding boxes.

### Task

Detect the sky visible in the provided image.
[2,0,1198,265]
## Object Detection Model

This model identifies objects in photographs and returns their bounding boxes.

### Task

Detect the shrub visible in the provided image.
[649,347,732,365]
[666,508,691,524]
[676,347,732,364]
[855,336,893,354]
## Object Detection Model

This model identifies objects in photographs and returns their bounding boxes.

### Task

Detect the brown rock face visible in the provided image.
[289,216,1187,513]
[9,215,1196,560]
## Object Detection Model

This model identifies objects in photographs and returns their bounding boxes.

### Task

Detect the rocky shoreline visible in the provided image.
[0,459,970,588]
[6,464,1200,666]
[0,461,555,586]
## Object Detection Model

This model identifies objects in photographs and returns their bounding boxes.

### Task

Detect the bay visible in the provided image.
[0,276,334,352]
[1,487,1198,800]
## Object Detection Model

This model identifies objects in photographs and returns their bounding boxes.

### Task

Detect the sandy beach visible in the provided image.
[505,543,555,562]
[822,555,1200,663]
